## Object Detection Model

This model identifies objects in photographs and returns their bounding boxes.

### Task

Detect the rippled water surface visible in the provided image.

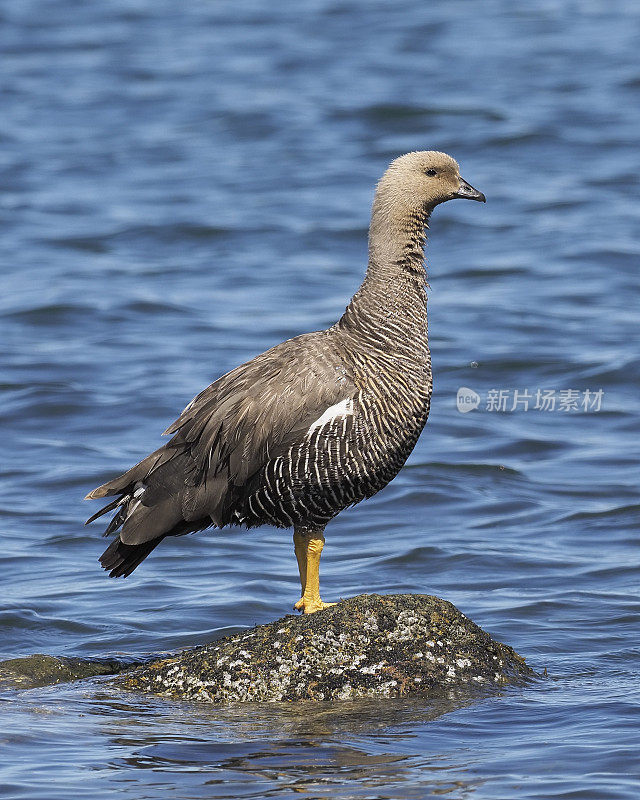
[2,1,639,798]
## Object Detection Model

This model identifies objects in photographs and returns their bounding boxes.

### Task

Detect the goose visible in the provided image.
[86,151,485,614]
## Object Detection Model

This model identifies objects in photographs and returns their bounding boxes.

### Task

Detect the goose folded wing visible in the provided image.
[161,336,357,522]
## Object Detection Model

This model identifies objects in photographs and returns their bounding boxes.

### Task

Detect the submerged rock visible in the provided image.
[0,654,128,690]
[116,594,534,702]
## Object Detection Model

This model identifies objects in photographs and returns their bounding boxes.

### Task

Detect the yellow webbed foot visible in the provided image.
[294,596,337,614]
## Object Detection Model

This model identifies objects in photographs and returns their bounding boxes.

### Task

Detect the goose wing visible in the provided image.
[86,332,356,540]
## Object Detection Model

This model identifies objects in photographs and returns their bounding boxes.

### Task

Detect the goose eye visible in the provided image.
[425,169,437,177]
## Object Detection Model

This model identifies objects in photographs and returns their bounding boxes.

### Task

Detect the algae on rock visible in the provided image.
[117,594,534,703]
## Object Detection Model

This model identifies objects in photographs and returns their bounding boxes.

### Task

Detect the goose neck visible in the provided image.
[338,208,430,353]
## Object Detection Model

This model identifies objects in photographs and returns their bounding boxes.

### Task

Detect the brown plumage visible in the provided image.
[86,151,485,612]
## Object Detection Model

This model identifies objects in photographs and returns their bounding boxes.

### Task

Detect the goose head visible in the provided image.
[375,151,486,218]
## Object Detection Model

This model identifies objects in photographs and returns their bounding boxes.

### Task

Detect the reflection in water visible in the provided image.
[2,683,493,798]
[93,689,486,798]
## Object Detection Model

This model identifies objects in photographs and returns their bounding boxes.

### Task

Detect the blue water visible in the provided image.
[2,0,639,797]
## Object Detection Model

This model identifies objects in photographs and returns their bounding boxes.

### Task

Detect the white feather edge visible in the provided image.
[306,398,354,436]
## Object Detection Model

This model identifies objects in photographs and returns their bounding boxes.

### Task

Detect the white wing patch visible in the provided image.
[306,398,354,437]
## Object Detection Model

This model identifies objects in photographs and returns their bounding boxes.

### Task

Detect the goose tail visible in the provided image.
[99,535,165,578]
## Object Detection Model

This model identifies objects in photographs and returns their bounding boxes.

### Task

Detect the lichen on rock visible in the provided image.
[116,594,534,703]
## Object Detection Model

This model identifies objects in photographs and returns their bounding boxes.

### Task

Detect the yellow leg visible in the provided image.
[293,530,308,600]
[292,528,336,614]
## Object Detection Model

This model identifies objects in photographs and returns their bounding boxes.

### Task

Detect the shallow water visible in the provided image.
[1,0,639,797]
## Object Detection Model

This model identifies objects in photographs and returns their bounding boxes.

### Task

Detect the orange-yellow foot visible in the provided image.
[293,597,337,614]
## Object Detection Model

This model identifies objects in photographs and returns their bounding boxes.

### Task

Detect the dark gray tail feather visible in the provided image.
[99,536,165,578]
[85,487,141,538]
[85,445,179,500]
[98,515,214,577]
[87,445,218,576]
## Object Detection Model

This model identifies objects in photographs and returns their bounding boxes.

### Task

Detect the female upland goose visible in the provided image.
[86,151,485,613]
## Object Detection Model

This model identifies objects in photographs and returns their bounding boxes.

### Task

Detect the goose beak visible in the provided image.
[454,178,486,202]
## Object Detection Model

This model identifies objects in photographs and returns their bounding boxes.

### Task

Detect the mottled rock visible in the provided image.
[116,594,534,702]
[0,654,128,690]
